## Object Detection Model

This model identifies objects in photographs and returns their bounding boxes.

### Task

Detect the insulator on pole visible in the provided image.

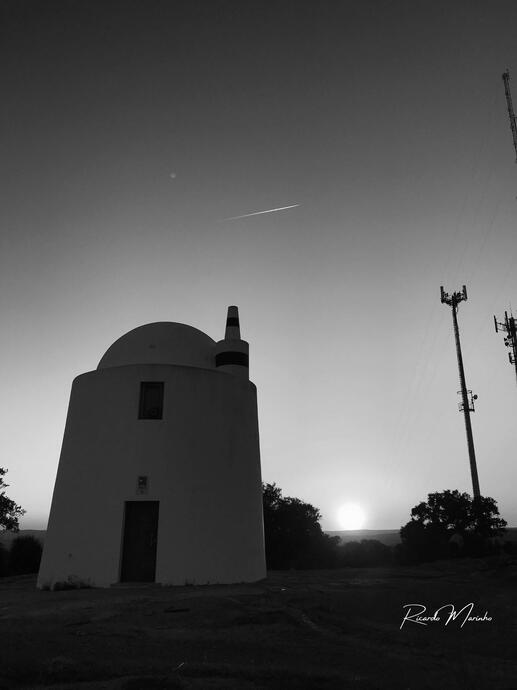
[494,308,517,383]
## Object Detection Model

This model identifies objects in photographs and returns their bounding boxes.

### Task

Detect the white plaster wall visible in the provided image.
[37,364,265,588]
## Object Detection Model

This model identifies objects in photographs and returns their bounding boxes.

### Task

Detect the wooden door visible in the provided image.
[120,501,159,582]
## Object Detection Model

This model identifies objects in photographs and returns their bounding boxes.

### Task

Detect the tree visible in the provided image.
[262,483,339,569]
[408,490,472,534]
[400,490,507,562]
[469,495,507,537]
[0,468,25,532]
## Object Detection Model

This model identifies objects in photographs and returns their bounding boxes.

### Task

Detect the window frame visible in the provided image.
[138,381,164,420]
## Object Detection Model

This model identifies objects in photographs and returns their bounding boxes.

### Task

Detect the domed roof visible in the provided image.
[98,322,216,370]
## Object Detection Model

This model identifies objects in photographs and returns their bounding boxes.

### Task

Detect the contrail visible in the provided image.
[223,204,300,221]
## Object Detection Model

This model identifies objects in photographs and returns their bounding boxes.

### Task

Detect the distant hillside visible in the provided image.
[325,529,401,546]
[325,527,517,546]
[0,530,46,546]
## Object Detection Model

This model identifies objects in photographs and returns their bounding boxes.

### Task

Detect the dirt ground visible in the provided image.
[0,557,516,690]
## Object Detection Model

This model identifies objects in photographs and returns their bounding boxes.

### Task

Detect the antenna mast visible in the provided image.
[502,70,517,162]
[440,285,481,498]
[494,310,517,384]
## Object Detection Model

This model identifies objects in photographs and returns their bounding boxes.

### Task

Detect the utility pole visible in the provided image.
[440,285,481,498]
[494,310,517,384]
[502,69,517,162]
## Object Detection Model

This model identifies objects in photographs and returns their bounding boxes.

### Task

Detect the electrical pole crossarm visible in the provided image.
[494,310,517,384]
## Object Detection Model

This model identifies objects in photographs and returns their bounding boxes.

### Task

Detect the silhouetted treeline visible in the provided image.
[263,484,397,569]
[0,535,42,576]
[263,484,516,570]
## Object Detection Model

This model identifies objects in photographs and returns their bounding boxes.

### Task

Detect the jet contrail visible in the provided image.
[223,204,300,221]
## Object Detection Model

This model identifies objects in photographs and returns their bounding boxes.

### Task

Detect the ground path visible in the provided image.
[0,558,516,689]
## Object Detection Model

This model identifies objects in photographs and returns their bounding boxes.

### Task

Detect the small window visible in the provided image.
[139,382,164,419]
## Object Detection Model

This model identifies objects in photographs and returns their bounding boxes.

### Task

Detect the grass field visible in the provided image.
[0,556,516,689]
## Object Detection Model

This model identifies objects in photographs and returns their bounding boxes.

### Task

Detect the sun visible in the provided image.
[337,503,367,530]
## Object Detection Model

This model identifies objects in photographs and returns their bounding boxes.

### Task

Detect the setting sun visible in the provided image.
[337,503,367,530]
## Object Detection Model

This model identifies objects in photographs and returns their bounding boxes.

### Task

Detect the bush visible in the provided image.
[503,540,517,556]
[8,535,43,575]
[0,542,8,576]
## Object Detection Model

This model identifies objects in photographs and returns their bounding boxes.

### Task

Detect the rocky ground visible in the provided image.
[0,557,516,689]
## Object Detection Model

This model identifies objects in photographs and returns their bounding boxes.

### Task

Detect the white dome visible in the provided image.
[98,322,216,370]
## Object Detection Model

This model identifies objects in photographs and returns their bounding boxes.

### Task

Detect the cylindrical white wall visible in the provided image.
[38,324,265,589]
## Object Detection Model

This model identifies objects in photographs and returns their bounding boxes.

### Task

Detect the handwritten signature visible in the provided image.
[400,603,492,629]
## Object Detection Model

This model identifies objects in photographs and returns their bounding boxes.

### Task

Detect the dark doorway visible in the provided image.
[120,501,159,582]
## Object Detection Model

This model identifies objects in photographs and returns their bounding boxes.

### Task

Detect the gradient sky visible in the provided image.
[2,0,517,531]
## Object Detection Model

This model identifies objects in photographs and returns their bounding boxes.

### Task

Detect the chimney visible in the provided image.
[215,305,249,379]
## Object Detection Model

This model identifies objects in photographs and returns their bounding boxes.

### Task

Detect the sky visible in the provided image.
[2,0,517,531]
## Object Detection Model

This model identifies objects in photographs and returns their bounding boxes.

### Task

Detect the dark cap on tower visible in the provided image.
[215,305,249,379]
[225,305,241,339]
